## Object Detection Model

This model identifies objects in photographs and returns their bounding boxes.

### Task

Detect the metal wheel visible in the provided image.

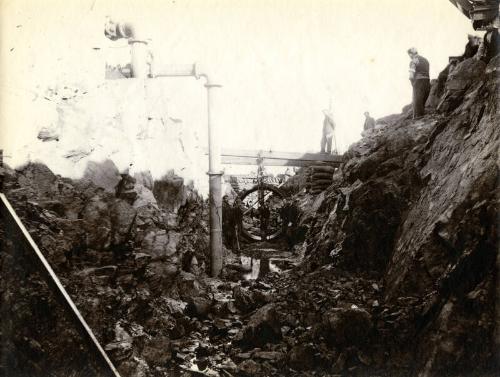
[239,183,285,242]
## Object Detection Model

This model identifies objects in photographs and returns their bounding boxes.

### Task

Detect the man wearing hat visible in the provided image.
[321,109,335,154]
[408,47,430,119]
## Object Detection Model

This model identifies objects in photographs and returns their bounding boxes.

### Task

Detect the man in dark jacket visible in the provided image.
[408,47,430,119]
[462,34,481,60]
[232,197,243,252]
[222,195,235,249]
[363,111,376,131]
[259,203,271,241]
[280,199,291,245]
[477,29,500,63]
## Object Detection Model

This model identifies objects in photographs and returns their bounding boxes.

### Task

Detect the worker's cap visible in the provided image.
[364,111,370,115]
[407,47,418,55]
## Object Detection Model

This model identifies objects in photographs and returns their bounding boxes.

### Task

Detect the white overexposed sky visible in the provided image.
[1,0,474,165]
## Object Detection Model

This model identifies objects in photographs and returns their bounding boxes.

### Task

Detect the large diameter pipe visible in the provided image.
[205,81,223,277]
[104,19,149,79]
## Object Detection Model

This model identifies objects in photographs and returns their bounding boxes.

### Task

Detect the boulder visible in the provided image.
[236,304,281,348]
[81,194,112,250]
[232,286,256,313]
[153,173,187,213]
[185,296,213,318]
[141,230,177,259]
[109,199,137,246]
[82,160,121,193]
[141,336,172,365]
[16,163,57,198]
[288,344,315,370]
[437,58,486,113]
[323,306,372,346]
[237,359,262,376]
[177,271,202,299]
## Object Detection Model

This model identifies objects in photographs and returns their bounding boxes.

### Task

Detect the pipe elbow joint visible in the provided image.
[194,63,222,87]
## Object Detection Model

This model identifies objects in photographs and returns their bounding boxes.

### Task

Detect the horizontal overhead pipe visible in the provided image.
[151,63,197,78]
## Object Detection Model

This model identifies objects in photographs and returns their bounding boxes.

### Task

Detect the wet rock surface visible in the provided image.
[1,53,498,377]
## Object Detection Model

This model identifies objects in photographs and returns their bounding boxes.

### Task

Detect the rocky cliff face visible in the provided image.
[1,161,211,376]
[300,55,499,375]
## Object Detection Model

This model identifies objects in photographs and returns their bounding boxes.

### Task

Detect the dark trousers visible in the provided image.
[320,134,333,153]
[223,223,235,249]
[260,220,269,241]
[412,79,430,118]
[234,222,242,251]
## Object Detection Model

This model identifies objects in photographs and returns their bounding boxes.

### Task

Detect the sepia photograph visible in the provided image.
[0,0,499,376]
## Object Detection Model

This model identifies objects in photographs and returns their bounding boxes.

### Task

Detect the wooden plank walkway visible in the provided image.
[219,148,343,167]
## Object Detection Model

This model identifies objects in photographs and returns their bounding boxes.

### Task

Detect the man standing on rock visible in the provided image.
[320,109,335,154]
[408,47,430,119]
[462,34,481,61]
[363,111,376,132]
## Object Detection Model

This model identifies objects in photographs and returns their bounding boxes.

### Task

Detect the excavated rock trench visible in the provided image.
[168,241,300,376]
[1,51,498,377]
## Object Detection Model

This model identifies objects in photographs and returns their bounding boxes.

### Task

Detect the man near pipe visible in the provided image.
[407,47,430,119]
[232,197,244,252]
[222,195,235,249]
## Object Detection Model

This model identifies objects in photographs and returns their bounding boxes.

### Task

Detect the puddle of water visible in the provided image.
[240,256,281,280]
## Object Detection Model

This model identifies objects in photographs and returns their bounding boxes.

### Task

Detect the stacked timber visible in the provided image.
[309,164,335,195]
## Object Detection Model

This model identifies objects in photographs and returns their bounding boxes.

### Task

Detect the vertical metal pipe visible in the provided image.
[205,82,223,277]
[129,40,149,78]
[105,19,224,276]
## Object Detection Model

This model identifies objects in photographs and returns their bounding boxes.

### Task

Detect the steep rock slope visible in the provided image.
[300,55,499,375]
